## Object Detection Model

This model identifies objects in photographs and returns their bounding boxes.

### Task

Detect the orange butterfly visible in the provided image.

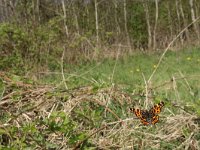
[130,102,164,125]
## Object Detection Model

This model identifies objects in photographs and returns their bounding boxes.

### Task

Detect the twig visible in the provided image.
[142,73,149,109]
[61,46,68,90]
[110,44,121,84]
[172,76,180,101]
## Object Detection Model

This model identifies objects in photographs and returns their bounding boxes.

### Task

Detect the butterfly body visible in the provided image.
[130,102,164,125]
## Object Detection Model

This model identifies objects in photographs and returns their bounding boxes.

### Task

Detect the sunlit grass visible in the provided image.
[39,48,200,113]
[41,47,200,89]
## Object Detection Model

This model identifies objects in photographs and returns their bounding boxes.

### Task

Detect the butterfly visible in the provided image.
[130,101,164,125]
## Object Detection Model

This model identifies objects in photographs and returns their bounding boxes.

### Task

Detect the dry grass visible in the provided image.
[0,72,199,149]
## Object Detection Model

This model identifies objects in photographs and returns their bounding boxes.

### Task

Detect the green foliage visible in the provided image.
[0,111,87,149]
[128,2,147,45]
[1,0,199,75]
[0,23,29,74]
[0,19,62,74]
[44,111,87,145]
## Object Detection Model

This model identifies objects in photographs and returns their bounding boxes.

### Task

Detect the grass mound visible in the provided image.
[0,71,200,149]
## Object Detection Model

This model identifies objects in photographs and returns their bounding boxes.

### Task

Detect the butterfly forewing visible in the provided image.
[130,108,142,119]
[152,102,164,114]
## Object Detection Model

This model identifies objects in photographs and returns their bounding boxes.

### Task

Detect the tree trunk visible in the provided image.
[176,0,183,45]
[167,1,173,45]
[189,0,199,40]
[143,1,152,50]
[94,0,99,45]
[179,0,190,41]
[0,0,4,22]
[61,0,69,36]
[123,0,131,51]
[114,0,121,36]
[72,3,80,35]
[153,0,158,50]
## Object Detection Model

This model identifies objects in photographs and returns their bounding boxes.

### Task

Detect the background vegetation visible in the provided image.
[1,0,200,73]
[0,0,200,149]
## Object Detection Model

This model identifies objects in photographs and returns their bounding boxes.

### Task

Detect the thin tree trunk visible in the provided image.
[36,0,40,22]
[179,0,190,41]
[153,0,158,50]
[167,1,173,40]
[114,0,121,36]
[3,0,8,21]
[33,0,40,23]
[194,0,199,20]
[0,0,3,22]
[189,0,199,39]
[72,4,80,35]
[94,0,99,45]
[61,0,69,36]
[123,0,131,51]
[176,0,183,45]
[143,1,152,50]
[123,0,127,35]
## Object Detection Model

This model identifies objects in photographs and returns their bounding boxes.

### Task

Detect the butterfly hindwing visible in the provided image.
[152,115,159,125]
[141,119,150,125]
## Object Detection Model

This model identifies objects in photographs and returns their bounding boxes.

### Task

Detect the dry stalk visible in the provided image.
[142,73,149,109]
[172,75,181,102]
[61,46,68,90]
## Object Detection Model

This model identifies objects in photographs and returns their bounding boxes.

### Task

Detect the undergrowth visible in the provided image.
[0,48,200,149]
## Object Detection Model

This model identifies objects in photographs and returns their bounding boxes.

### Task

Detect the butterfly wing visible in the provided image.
[152,115,159,125]
[130,108,150,125]
[150,102,164,124]
[152,101,164,114]
[141,118,150,125]
[130,102,164,125]
[130,108,142,119]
